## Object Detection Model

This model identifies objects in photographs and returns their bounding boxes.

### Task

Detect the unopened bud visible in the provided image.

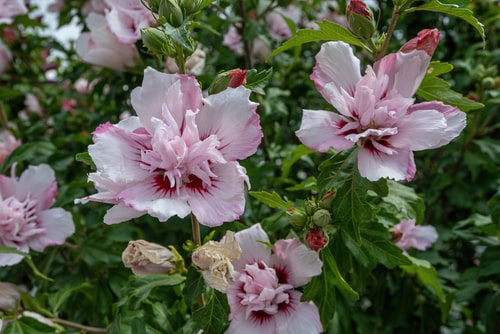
[304,199,317,216]
[312,209,332,227]
[192,231,241,292]
[347,0,376,40]
[286,207,308,228]
[141,27,175,58]
[481,77,496,89]
[208,69,247,95]
[122,240,179,276]
[158,0,184,27]
[318,190,335,210]
[178,0,214,16]
[400,28,440,57]
[305,229,329,252]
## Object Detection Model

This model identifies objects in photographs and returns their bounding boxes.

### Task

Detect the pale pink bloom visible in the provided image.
[76,67,263,227]
[226,224,323,334]
[0,0,27,24]
[24,94,42,115]
[0,40,12,74]
[82,0,109,16]
[266,6,301,41]
[75,13,140,71]
[0,130,21,165]
[393,219,438,251]
[0,164,75,266]
[166,48,206,75]
[296,39,466,181]
[223,26,244,55]
[74,78,96,94]
[104,0,156,44]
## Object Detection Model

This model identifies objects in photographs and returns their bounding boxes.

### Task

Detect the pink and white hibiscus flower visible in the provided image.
[392,219,438,251]
[226,224,323,333]
[0,0,27,24]
[76,67,263,227]
[0,164,75,266]
[104,0,156,44]
[0,129,21,165]
[296,29,466,181]
[75,13,140,71]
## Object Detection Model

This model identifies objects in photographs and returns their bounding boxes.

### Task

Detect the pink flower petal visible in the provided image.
[357,146,413,181]
[29,208,74,252]
[233,224,271,272]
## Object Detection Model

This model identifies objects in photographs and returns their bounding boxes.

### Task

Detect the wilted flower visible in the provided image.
[296,31,466,181]
[0,164,75,266]
[392,219,438,251]
[76,67,263,226]
[0,130,21,165]
[122,239,178,276]
[192,230,242,292]
[226,224,323,333]
[75,13,140,71]
[0,282,23,311]
[0,0,27,24]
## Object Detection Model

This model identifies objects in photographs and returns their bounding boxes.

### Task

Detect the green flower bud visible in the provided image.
[304,199,317,216]
[141,27,176,58]
[347,0,376,40]
[208,69,247,95]
[286,208,308,228]
[158,0,184,27]
[318,190,336,210]
[179,0,214,16]
[312,209,332,227]
[481,77,496,89]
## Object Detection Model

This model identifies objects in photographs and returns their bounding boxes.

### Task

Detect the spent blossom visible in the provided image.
[0,164,75,266]
[296,30,466,181]
[225,224,323,333]
[392,219,438,251]
[76,67,263,226]
[122,239,178,276]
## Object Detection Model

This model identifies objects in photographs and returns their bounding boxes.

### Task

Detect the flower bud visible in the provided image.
[305,229,329,252]
[312,209,332,227]
[481,77,496,89]
[141,27,175,58]
[191,231,242,292]
[304,199,317,216]
[286,207,308,228]
[400,28,440,57]
[347,0,376,40]
[122,240,179,276]
[0,282,22,311]
[318,190,335,210]
[158,0,184,27]
[178,0,214,16]
[207,69,247,95]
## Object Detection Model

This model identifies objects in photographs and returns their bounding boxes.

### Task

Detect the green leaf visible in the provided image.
[249,191,293,209]
[0,142,56,173]
[0,246,29,257]
[281,144,316,178]
[267,20,368,61]
[127,274,186,309]
[3,317,57,334]
[406,0,485,45]
[48,282,93,314]
[488,192,500,228]
[192,290,229,333]
[0,87,24,101]
[400,256,446,303]
[303,246,358,328]
[245,68,273,95]
[75,151,95,168]
[381,180,426,225]
[182,265,207,309]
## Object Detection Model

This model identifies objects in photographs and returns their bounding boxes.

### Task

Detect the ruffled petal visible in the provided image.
[131,67,202,133]
[16,164,57,209]
[275,296,322,334]
[233,223,271,272]
[198,86,262,161]
[311,41,361,104]
[186,162,248,227]
[103,203,145,225]
[28,208,74,252]
[357,146,413,181]
[225,313,277,334]
[296,110,356,152]
[271,239,322,287]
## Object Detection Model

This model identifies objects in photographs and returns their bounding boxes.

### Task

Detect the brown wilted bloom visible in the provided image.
[0,282,23,311]
[122,240,177,276]
[191,231,242,292]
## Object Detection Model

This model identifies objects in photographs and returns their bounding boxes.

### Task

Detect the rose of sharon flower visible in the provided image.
[122,240,177,276]
[75,13,139,71]
[296,29,466,181]
[266,6,301,41]
[76,67,263,226]
[0,0,27,24]
[0,164,75,266]
[0,40,12,74]
[226,224,323,334]
[192,230,242,292]
[0,130,20,165]
[104,0,156,44]
[393,219,438,251]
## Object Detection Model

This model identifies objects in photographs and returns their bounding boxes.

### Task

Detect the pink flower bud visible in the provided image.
[347,0,372,21]
[400,28,440,57]
[346,0,375,40]
[305,229,329,252]
[228,69,247,88]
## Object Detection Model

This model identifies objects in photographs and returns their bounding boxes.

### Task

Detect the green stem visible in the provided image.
[0,104,9,130]
[375,9,400,61]
[176,44,187,74]
[190,213,205,308]
[237,0,253,69]
[51,318,108,333]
